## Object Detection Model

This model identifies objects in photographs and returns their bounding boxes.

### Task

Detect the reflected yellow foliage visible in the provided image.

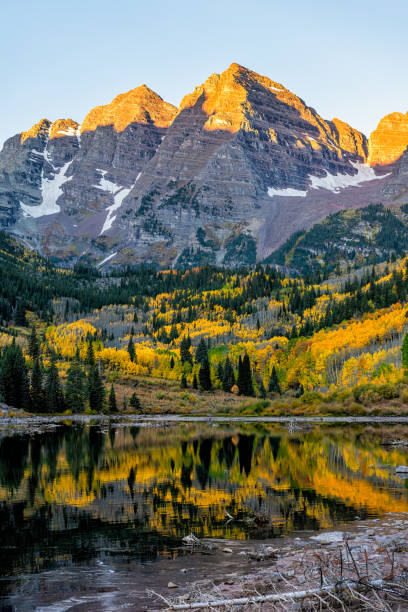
[2,424,407,541]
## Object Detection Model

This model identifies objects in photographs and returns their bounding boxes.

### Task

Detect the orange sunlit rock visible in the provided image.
[49,118,80,139]
[81,85,177,134]
[332,118,368,158]
[179,63,366,158]
[369,112,408,166]
[20,118,51,143]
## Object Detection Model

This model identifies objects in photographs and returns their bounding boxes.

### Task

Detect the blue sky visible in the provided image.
[1,0,407,145]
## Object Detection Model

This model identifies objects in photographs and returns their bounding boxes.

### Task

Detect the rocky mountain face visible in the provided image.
[0,63,406,267]
[0,118,79,227]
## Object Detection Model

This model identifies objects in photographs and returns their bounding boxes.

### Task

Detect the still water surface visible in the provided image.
[0,419,408,609]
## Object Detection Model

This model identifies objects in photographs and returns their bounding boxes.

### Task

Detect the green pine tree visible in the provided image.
[108,383,118,413]
[258,378,267,399]
[14,301,27,327]
[170,355,175,369]
[192,373,198,389]
[88,364,105,412]
[198,358,212,391]
[195,338,208,364]
[85,340,95,366]
[0,340,30,410]
[222,357,235,392]
[45,359,65,413]
[129,392,141,411]
[180,336,192,363]
[65,350,87,413]
[268,366,281,394]
[127,336,136,362]
[242,354,254,396]
[28,326,40,360]
[30,357,44,412]
[237,354,253,396]
[402,332,408,369]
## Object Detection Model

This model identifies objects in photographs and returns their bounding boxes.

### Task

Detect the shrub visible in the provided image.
[377,383,399,400]
[328,389,353,404]
[347,402,367,415]
[353,383,398,405]
[353,384,381,405]
[239,399,270,414]
[301,391,323,404]
[180,391,196,403]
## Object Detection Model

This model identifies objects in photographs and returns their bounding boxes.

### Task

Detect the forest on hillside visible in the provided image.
[1,228,408,416]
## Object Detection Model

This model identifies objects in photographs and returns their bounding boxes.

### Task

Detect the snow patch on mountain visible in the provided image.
[56,127,77,137]
[20,161,71,218]
[97,251,117,267]
[94,169,120,193]
[100,187,131,234]
[268,163,391,200]
[268,186,307,198]
[309,162,391,193]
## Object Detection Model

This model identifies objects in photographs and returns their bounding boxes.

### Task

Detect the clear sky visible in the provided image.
[1,0,407,146]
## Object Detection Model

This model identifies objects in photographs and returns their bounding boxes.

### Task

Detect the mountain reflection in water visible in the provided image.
[0,421,407,579]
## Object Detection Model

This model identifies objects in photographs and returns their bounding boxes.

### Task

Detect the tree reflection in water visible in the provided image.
[0,421,407,579]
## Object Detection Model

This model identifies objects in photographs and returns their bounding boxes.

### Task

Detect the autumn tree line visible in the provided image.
[2,223,408,348]
[0,328,142,414]
[0,325,285,412]
[178,336,283,397]
[3,226,408,413]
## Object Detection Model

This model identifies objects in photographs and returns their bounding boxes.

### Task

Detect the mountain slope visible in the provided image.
[114,63,373,267]
[0,63,406,267]
[265,203,408,275]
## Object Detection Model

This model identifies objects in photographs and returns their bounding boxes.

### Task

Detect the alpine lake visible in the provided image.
[0,416,408,611]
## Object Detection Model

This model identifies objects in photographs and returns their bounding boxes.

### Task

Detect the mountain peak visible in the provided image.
[0,63,397,269]
[20,118,51,144]
[49,118,79,139]
[225,62,248,75]
[81,85,177,133]
[369,111,408,166]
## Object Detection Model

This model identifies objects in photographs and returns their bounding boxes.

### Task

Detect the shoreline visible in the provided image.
[4,412,408,430]
[4,513,407,611]
[150,513,408,610]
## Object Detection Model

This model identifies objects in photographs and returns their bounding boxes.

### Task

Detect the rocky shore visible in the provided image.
[152,515,408,611]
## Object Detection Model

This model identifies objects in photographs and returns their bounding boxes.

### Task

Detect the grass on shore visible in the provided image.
[95,377,408,417]
[5,377,408,419]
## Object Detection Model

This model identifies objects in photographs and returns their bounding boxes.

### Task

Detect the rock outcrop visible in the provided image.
[57,86,177,227]
[369,112,408,166]
[0,63,403,266]
[380,146,408,201]
[0,118,79,229]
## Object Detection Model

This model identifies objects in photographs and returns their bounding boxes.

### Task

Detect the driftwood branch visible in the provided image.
[166,578,386,610]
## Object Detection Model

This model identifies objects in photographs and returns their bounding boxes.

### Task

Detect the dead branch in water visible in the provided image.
[165,578,387,609]
[151,540,408,611]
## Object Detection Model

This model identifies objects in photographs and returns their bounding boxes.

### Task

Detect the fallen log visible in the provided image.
[167,578,387,610]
